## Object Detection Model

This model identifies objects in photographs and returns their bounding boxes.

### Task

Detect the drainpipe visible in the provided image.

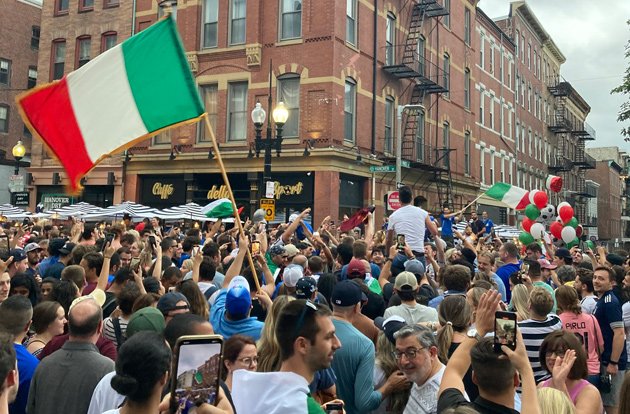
[371,0,378,155]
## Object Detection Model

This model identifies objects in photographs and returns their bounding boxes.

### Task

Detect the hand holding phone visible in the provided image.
[251,240,261,256]
[325,401,344,414]
[397,234,405,251]
[494,311,517,353]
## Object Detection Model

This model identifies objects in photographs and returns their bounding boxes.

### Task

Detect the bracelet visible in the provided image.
[609,360,619,365]
[104,256,112,259]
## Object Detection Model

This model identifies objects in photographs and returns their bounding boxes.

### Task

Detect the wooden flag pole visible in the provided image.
[203,114,261,292]
[460,193,484,213]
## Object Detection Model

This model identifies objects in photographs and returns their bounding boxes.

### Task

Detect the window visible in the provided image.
[443,53,450,97]
[153,129,171,145]
[346,0,357,46]
[443,0,450,28]
[528,129,532,156]
[198,84,218,142]
[202,0,218,48]
[52,40,66,80]
[464,68,470,109]
[27,67,37,89]
[157,2,177,20]
[464,8,471,45]
[514,29,519,56]
[442,122,450,168]
[479,36,485,69]
[55,0,69,14]
[507,63,512,89]
[384,97,394,153]
[416,111,425,161]
[417,36,426,76]
[79,0,94,11]
[102,32,117,52]
[515,122,520,151]
[280,0,302,40]
[277,74,300,137]
[520,79,525,106]
[0,105,8,133]
[500,157,505,182]
[489,153,495,184]
[344,79,356,142]
[76,37,91,68]
[489,47,494,74]
[515,74,519,101]
[480,150,485,183]
[230,0,246,45]
[0,59,10,85]
[520,35,524,63]
[385,13,396,66]
[104,0,120,8]
[31,26,40,49]
[227,82,248,141]
[527,85,531,111]
[527,42,531,69]
[479,93,484,124]
[464,131,470,175]
[507,111,512,139]
[489,99,494,129]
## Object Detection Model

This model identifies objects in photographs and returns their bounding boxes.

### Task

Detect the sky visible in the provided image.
[479,0,630,151]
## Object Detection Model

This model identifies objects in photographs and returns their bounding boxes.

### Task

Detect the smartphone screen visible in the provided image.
[130,257,141,272]
[171,335,223,413]
[251,241,260,255]
[0,235,9,260]
[397,234,405,251]
[149,235,156,248]
[494,311,517,352]
[325,402,343,414]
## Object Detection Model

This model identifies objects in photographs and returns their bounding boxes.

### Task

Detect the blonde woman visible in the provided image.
[537,388,575,414]
[509,284,531,322]
[257,294,295,372]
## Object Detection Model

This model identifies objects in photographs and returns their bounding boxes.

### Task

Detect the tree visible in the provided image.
[612,20,630,141]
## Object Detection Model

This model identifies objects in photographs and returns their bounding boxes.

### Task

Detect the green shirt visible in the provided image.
[307,394,326,413]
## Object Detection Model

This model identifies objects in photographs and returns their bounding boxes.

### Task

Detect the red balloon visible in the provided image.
[559,205,574,223]
[522,218,534,232]
[533,191,548,209]
[550,221,563,239]
[576,225,583,238]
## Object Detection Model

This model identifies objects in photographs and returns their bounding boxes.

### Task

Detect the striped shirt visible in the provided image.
[103,316,129,348]
[518,315,562,383]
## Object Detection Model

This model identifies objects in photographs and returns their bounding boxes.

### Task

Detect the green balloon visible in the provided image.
[567,217,579,228]
[519,231,535,245]
[525,204,540,220]
[567,238,579,248]
[586,240,595,250]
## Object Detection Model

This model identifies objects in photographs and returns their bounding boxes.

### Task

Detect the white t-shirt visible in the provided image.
[384,303,438,325]
[403,364,445,414]
[580,295,598,315]
[87,371,123,414]
[388,205,429,252]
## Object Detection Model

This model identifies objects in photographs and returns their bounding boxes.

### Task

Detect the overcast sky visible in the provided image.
[480,0,630,152]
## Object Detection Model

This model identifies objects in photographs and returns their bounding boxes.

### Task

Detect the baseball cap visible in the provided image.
[252,208,267,224]
[538,258,557,270]
[404,259,425,276]
[69,288,106,311]
[606,253,625,266]
[347,258,367,278]
[126,307,166,338]
[49,238,66,256]
[284,244,299,257]
[269,245,286,257]
[226,275,251,317]
[289,213,300,222]
[283,264,304,288]
[58,242,76,256]
[9,249,27,263]
[295,276,317,299]
[24,242,42,254]
[157,292,190,316]
[394,271,418,290]
[331,280,367,307]
[555,248,572,259]
[374,315,407,344]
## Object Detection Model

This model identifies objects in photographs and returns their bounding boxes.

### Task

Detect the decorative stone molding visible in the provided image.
[186,52,198,73]
[246,44,262,67]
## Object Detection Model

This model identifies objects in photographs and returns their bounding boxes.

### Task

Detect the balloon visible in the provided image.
[559,205,574,223]
[533,191,549,209]
[550,221,564,239]
[525,204,541,220]
[557,202,571,212]
[546,175,563,193]
[529,190,540,205]
[539,204,556,223]
[567,238,579,248]
[561,226,577,243]
[586,240,595,250]
[530,223,546,240]
[519,231,535,245]
[576,225,583,238]
[566,217,578,228]
[522,218,534,232]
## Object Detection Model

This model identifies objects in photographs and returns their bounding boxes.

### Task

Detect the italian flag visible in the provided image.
[202,198,236,219]
[17,16,204,193]
[484,183,530,210]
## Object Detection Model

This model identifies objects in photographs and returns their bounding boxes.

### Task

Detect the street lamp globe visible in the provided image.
[12,140,26,161]
[272,101,289,126]
[251,102,266,126]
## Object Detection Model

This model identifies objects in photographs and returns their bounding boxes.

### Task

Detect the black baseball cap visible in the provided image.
[331,280,367,307]
[295,277,317,299]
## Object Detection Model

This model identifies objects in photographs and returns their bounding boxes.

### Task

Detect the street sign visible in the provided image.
[401,160,410,168]
[370,165,395,173]
[387,191,401,211]
[8,175,25,193]
[265,181,275,199]
[260,198,275,221]
[11,192,29,207]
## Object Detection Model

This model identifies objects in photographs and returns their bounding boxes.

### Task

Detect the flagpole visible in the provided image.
[460,193,484,213]
[203,115,261,292]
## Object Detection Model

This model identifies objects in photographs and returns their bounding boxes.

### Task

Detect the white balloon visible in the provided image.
[557,202,571,214]
[529,189,540,205]
[530,223,546,240]
[561,226,576,243]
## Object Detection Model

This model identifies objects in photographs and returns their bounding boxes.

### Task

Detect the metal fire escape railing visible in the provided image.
[574,143,596,170]
[547,76,571,134]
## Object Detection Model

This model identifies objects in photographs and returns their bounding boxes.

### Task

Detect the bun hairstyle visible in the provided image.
[110,331,171,402]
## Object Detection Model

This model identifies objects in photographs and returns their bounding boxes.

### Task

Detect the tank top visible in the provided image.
[541,378,590,404]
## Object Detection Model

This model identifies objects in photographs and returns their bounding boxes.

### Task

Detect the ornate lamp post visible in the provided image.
[251,101,288,199]
[12,140,25,175]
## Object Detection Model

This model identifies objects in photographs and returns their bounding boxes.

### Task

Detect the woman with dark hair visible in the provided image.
[103,282,142,349]
[9,273,41,306]
[39,277,59,302]
[222,334,257,411]
[176,279,209,320]
[104,331,171,414]
[131,293,161,313]
[24,301,66,356]
[50,280,79,317]
[538,330,602,414]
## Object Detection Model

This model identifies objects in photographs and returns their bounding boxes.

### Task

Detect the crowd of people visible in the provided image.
[0,185,629,414]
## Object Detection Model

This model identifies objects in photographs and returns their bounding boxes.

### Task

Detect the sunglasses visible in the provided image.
[292,300,318,339]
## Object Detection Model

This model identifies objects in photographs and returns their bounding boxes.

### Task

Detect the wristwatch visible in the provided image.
[467,328,483,342]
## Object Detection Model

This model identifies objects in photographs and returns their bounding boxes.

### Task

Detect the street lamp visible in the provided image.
[12,140,26,175]
[251,101,289,193]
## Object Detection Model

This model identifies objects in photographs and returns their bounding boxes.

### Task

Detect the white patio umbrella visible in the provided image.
[159,202,236,223]
[47,201,104,218]
[82,201,158,220]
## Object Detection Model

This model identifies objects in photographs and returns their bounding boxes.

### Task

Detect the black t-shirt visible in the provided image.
[102,291,118,319]
[437,388,519,414]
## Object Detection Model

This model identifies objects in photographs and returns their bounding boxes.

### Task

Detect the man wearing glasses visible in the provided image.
[393,325,445,413]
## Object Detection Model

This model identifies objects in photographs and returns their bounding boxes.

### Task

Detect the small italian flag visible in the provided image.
[17,16,204,193]
[202,198,236,219]
[484,183,530,210]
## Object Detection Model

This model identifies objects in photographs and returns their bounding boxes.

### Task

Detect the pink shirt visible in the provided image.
[559,311,604,374]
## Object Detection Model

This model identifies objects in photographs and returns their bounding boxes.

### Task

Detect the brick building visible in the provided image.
[0,0,41,204]
[28,0,133,207]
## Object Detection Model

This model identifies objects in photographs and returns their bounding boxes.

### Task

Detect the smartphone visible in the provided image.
[397,234,405,251]
[130,257,141,272]
[251,240,261,255]
[149,235,156,248]
[491,229,496,238]
[521,263,529,275]
[170,335,223,413]
[101,233,115,252]
[494,311,517,353]
[192,245,200,256]
[0,234,9,260]
[325,402,343,414]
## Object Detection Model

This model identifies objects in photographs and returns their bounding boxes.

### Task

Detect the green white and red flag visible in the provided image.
[17,16,204,193]
[484,183,530,210]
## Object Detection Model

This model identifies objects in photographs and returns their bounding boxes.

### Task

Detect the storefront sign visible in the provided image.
[152,183,174,200]
[206,185,231,200]
[273,181,304,200]
[41,194,72,210]
[141,176,186,206]
[12,192,29,207]
[387,191,401,211]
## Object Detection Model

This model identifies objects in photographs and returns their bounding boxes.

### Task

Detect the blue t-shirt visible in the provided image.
[440,214,455,237]
[483,218,494,235]
[10,344,39,414]
[209,289,264,341]
[495,262,521,303]
[595,290,627,370]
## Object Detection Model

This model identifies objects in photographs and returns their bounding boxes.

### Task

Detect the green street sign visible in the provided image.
[370,165,396,173]
[401,160,410,168]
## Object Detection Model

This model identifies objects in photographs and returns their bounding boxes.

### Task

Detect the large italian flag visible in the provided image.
[484,182,530,210]
[17,16,204,192]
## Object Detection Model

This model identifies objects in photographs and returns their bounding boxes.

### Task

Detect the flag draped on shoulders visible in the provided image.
[17,16,204,193]
[484,182,530,210]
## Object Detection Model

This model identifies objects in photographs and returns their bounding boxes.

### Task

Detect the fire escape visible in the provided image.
[382,0,452,208]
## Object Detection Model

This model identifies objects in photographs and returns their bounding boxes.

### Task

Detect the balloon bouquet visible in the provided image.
[518,175,595,250]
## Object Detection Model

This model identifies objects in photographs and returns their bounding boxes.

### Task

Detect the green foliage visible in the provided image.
[611,20,630,141]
